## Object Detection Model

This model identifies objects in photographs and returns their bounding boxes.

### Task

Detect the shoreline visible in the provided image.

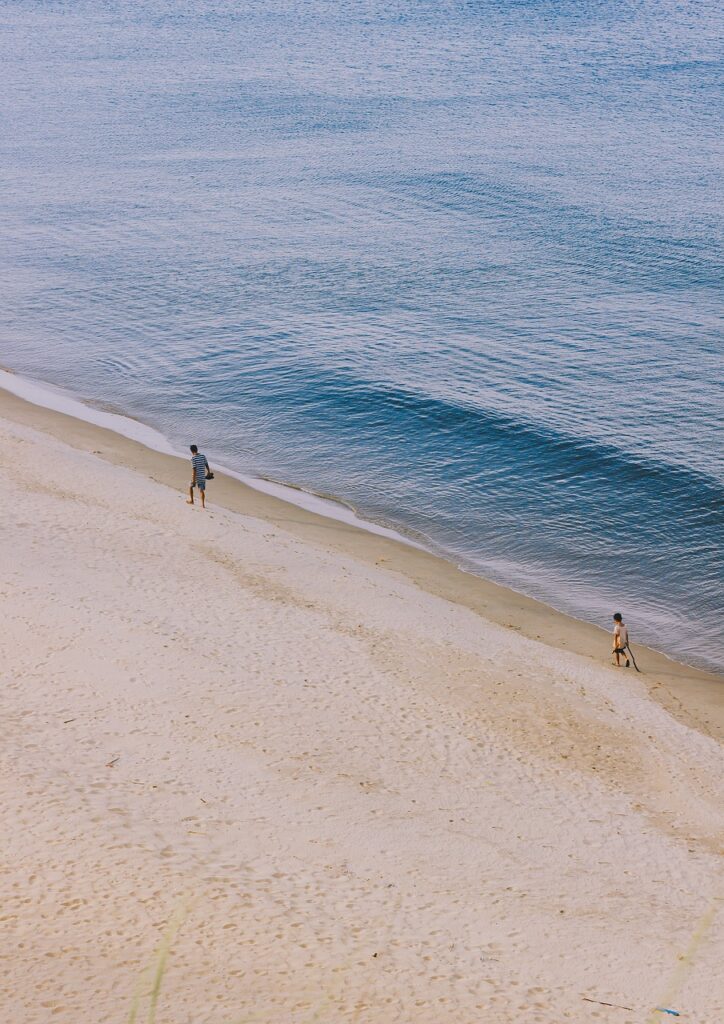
[1,373,721,743]
[0,366,423,549]
[2,364,720,671]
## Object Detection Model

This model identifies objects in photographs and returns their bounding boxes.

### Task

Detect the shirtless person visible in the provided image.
[187,444,211,509]
[612,612,630,668]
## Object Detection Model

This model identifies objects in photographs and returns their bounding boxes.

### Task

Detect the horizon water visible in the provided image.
[1,1,722,671]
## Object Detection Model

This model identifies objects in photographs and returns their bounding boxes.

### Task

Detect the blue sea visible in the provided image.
[1,1,722,671]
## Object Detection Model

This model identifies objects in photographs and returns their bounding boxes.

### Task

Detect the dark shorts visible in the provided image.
[192,478,206,491]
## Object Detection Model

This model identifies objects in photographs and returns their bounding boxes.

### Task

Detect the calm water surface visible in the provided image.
[1,1,722,669]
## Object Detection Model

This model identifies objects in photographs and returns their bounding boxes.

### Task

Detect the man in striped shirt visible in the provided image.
[187,444,211,509]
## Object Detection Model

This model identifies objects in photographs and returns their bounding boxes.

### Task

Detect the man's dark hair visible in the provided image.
[190,444,198,453]
[613,612,622,622]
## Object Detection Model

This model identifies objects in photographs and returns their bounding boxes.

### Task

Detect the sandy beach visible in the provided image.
[1,383,722,1024]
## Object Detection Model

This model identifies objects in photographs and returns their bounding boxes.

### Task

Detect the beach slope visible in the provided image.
[1,407,722,1024]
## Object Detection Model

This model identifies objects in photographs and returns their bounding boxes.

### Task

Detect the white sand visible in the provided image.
[1,409,722,1024]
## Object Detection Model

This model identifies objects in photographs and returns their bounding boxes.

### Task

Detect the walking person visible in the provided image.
[187,444,212,509]
[612,612,630,668]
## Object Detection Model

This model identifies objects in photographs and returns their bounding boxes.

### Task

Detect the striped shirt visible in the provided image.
[191,452,209,482]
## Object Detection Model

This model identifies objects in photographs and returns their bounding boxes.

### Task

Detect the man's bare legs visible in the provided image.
[613,646,630,667]
[187,484,206,508]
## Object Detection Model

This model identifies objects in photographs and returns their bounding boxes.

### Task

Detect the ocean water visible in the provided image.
[1,1,722,671]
